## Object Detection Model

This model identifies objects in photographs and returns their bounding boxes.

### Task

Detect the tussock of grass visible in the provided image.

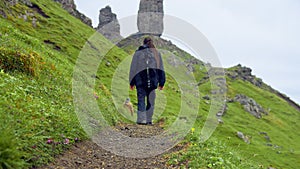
[0,47,43,76]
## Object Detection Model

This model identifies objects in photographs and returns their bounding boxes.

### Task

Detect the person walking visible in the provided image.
[129,37,166,125]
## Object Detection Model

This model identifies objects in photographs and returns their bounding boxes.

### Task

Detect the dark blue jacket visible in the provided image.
[129,45,165,90]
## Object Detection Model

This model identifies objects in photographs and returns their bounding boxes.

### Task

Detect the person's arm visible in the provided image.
[129,50,139,88]
[157,52,166,88]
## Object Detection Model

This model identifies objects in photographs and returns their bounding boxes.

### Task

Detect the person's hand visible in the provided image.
[158,86,164,90]
[130,85,135,90]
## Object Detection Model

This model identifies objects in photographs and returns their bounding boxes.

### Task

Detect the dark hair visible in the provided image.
[143,37,160,68]
[143,37,152,45]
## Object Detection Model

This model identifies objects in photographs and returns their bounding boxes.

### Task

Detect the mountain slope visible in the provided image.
[0,0,299,169]
[117,35,300,169]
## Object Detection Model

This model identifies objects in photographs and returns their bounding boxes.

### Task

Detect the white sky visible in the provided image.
[74,0,300,104]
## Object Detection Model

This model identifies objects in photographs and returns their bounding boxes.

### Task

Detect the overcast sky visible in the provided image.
[74,0,300,104]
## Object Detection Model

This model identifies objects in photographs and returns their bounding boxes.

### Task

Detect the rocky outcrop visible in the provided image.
[227,64,263,87]
[237,131,251,144]
[96,6,122,42]
[53,0,92,27]
[185,58,202,73]
[137,0,164,36]
[216,104,228,117]
[235,94,268,118]
[259,132,271,142]
[227,64,300,111]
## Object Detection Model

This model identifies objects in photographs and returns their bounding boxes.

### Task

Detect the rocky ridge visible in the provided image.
[53,0,92,27]
[227,64,263,87]
[1,0,92,27]
[227,64,300,111]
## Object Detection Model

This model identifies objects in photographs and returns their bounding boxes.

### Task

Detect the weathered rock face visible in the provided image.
[137,0,164,36]
[53,0,92,27]
[227,64,263,87]
[96,6,122,42]
[234,94,268,118]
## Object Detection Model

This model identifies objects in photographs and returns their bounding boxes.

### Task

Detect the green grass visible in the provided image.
[0,1,105,167]
[0,1,299,169]
[168,135,260,169]
[213,78,300,168]
[165,76,299,169]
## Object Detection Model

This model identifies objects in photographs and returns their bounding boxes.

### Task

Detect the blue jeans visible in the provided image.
[136,87,156,123]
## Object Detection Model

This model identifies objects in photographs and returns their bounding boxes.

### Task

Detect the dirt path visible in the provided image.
[41,123,184,169]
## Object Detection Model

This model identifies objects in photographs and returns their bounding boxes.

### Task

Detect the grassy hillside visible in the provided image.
[0,0,119,168]
[117,37,300,168]
[0,0,299,169]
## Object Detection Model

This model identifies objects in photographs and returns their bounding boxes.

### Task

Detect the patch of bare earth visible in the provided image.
[40,123,184,169]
